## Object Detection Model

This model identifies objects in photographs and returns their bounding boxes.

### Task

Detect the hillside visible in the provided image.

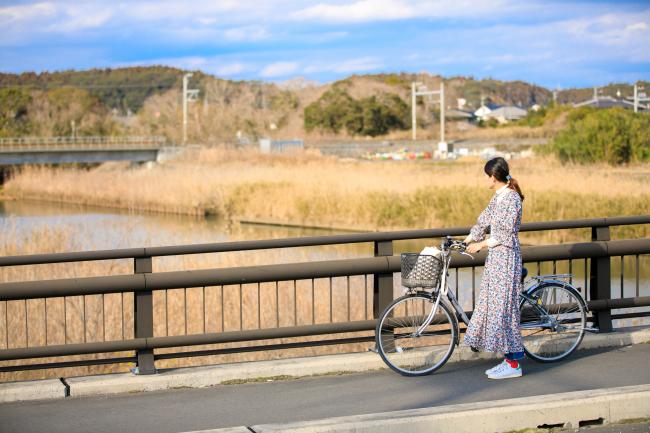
[0,67,647,143]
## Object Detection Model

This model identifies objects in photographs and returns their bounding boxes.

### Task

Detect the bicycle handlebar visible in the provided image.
[442,236,467,251]
[442,237,474,259]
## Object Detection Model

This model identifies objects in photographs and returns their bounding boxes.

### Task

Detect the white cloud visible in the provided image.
[292,0,513,23]
[260,61,299,77]
[223,26,269,42]
[54,4,114,32]
[565,12,650,48]
[215,62,246,76]
[0,2,56,23]
[304,56,383,74]
[333,57,383,73]
[293,0,414,23]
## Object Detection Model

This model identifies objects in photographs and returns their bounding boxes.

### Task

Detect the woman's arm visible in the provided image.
[468,203,492,243]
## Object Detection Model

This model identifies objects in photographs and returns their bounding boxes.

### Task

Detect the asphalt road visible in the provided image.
[1,344,649,433]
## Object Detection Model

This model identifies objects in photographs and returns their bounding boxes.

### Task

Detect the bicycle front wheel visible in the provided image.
[520,283,587,362]
[376,294,457,377]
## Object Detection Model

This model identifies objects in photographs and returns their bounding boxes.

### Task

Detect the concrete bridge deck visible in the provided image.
[0,136,177,165]
[0,326,649,433]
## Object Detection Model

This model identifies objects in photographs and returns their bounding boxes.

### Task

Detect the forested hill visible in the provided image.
[0,67,646,142]
[0,67,192,114]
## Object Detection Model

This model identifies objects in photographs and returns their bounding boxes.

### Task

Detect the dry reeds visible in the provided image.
[5,148,650,240]
[0,219,379,382]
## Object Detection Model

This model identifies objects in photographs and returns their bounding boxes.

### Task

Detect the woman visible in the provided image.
[463,157,525,379]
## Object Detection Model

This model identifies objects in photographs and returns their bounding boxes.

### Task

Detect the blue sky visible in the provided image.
[0,0,649,88]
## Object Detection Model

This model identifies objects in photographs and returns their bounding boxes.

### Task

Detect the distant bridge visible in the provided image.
[0,136,175,165]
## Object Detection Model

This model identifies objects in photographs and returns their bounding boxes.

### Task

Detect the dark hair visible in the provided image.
[484,157,524,201]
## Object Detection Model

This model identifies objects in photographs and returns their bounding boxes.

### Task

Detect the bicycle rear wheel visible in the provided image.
[519,283,587,362]
[376,294,457,376]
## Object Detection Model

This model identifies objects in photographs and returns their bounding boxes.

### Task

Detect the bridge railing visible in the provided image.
[0,136,169,151]
[0,215,649,374]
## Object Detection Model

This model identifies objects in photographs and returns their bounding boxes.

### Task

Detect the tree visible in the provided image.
[0,88,32,136]
[304,90,409,136]
[549,107,650,164]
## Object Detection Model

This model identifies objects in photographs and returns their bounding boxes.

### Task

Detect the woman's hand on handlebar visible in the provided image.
[466,241,485,254]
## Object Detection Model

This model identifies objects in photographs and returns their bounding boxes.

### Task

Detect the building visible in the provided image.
[482,105,528,124]
[474,102,501,120]
[573,95,638,110]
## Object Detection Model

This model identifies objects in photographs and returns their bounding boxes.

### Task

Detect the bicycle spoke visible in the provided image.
[376,294,456,376]
[520,284,586,363]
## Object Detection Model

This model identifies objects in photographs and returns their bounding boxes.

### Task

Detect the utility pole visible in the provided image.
[440,82,445,145]
[411,82,417,140]
[182,73,199,145]
[411,81,446,146]
[633,83,650,113]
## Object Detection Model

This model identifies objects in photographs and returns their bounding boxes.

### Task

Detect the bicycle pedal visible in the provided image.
[584,326,600,333]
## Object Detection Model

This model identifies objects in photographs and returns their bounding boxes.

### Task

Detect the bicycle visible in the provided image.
[375,236,590,377]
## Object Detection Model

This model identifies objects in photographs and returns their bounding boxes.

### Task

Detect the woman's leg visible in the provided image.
[504,350,525,369]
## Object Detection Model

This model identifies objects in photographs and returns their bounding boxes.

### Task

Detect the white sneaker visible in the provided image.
[485,360,507,375]
[488,361,522,379]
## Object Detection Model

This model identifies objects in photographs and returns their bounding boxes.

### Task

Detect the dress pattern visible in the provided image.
[464,189,524,354]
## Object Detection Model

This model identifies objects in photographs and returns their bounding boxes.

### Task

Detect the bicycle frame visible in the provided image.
[413,245,589,340]
[415,249,468,336]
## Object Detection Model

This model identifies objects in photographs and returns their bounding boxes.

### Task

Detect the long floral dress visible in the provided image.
[464,188,524,354]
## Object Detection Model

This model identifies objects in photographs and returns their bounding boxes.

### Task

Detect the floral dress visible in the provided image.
[463,188,524,354]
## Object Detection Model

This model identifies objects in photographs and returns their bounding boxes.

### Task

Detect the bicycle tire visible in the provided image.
[376,293,458,376]
[519,282,587,363]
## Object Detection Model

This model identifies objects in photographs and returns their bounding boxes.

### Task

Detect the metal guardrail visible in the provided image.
[0,215,649,374]
[0,136,169,151]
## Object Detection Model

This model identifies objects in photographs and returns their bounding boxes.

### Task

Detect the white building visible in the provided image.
[483,106,528,124]
[473,103,501,120]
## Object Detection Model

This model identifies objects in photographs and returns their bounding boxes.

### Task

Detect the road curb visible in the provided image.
[1,325,649,403]
[186,384,650,433]
[0,378,67,403]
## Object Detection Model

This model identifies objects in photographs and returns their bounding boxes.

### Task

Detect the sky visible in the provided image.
[0,0,649,88]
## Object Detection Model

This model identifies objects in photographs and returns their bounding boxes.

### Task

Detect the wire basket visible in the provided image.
[401,253,443,289]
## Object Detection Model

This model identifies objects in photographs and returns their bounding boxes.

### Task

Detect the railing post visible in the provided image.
[134,257,156,374]
[373,240,394,318]
[590,226,613,333]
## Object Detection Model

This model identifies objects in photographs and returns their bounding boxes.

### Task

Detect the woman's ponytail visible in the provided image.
[508,177,525,202]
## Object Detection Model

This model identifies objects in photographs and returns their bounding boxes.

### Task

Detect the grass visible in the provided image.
[4,147,650,242]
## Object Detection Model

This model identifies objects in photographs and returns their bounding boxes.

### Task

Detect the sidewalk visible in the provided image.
[187,384,650,433]
[1,325,649,403]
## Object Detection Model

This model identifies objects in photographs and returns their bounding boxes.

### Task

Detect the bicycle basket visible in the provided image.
[401,253,443,289]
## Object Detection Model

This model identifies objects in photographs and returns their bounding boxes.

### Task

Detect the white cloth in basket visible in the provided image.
[406,246,442,281]
[419,246,442,257]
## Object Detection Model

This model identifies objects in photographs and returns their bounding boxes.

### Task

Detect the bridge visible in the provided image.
[0,215,649,432]
[0,136,175,165]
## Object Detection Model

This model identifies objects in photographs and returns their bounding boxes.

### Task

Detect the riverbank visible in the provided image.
[4,147,650,242]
